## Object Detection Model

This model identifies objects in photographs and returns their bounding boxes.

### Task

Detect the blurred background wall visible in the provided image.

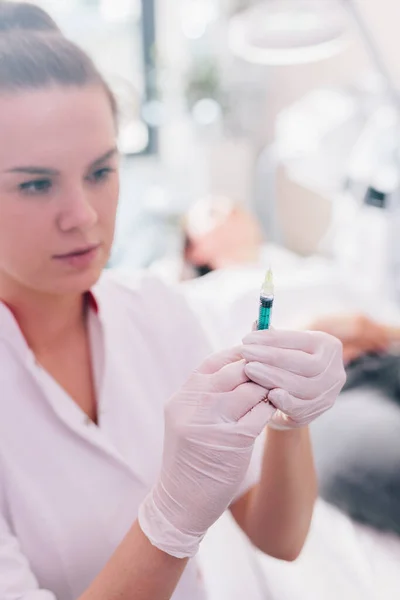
[27,0,400,262]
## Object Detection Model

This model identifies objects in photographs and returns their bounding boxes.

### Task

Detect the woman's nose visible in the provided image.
[57,189,98,233]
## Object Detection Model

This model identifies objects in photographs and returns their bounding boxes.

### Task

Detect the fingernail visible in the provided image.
[268,388,286,405]
[244,362,263,379]
[268,388,280,400]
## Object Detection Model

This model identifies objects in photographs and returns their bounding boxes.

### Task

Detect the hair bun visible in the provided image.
[0,1,60,34]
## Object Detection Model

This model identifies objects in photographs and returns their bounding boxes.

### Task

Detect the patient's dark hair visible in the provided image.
[0,1,117,116]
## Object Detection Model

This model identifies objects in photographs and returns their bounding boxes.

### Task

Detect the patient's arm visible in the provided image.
[307,313,390,363]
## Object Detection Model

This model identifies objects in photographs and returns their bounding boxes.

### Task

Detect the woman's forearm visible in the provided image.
[236,427,317,561]
[79,521,187,600]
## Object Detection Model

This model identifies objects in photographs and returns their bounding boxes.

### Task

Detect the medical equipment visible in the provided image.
[257,268,274,330]
[229,1,400,291]
[330,106,400,299]
[228,0,400,109]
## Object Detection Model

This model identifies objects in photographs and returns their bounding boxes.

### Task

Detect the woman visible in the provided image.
[0,3,345,600]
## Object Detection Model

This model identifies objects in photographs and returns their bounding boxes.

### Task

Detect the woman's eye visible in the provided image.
[19,179,52,195]
[88,167,114,184]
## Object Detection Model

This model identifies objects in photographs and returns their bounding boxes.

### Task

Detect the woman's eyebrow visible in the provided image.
[4,166,58,175]
[3,148,118,176]
[89,147,118,169]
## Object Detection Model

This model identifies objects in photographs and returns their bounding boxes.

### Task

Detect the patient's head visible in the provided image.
[183,195,263,278]
[0,1,120,301]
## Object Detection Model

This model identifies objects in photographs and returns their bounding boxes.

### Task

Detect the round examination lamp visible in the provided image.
[228,0,350,65]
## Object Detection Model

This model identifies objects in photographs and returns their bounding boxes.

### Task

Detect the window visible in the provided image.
[34,0,157,154]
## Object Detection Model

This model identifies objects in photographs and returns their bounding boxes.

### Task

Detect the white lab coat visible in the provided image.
[0,271,259,600]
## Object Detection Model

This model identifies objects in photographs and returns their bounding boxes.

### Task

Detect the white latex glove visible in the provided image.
[241,329,346,430]
[138,347,275,558]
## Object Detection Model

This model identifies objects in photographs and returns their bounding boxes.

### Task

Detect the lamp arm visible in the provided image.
[342,0,400,108]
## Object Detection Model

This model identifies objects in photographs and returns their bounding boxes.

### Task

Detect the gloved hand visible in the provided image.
[138,347,275,558]
[241,329,346,430]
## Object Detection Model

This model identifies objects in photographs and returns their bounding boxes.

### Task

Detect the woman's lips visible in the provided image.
[53,244,101,269]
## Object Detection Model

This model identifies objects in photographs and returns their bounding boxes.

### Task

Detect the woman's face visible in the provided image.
[0,85,119,298]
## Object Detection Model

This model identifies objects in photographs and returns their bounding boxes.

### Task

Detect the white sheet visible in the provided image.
[199,500,400,600]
